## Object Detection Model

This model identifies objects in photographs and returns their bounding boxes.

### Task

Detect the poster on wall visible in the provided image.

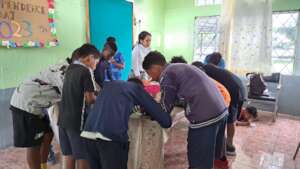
[0,0,58,48]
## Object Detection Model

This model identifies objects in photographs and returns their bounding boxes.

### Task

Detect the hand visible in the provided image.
[111,59,117,64]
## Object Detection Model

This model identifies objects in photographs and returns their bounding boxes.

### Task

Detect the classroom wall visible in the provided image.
[163,0,220,61]
[134,0,166,52]
[135,0,300,116]
[163,0,300,62]
[0,0,87,149]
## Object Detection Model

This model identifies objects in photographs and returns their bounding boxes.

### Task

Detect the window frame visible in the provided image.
[193,15,220,62]
[271,10,300,75]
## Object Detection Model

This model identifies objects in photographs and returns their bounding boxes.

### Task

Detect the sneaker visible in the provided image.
[214,159,230,169]
[47,146,57,165]
[226,144,236,156]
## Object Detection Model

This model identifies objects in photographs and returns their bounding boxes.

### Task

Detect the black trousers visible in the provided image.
[85,138,129,169]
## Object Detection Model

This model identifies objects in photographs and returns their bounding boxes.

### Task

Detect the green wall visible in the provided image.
[0,0,86,89]
[134,0,166,52]
[161,0,300,62]
[273,0,300,11]
[164,0,220,62]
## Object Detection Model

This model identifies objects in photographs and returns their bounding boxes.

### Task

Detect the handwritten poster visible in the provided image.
[0,0,58,48]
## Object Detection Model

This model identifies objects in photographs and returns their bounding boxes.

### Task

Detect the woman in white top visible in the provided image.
[132,31,152,79]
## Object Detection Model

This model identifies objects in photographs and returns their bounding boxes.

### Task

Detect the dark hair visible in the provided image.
[170,56,187,64]
[138,31,151,43]
[142,51,166,70]
[192,61,206,72]
[104,41,118,55]
[106,36,116,43]
[128,77,144,87]
[207,52,222,66]
[66,48,80,64]
[77,43,100,59]
[246,106,258,118]
[71,48,80,61]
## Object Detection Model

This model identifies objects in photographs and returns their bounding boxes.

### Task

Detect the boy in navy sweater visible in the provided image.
[81,78,172,169]
[143,51,228,169]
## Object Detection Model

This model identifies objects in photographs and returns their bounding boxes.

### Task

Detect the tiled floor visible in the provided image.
[0,112,299,169]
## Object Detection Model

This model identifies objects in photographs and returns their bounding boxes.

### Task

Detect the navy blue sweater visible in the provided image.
[83,81,172,143]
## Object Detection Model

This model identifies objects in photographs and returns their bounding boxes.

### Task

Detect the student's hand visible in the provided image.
[111,59,117,64]
[154,92,161,103]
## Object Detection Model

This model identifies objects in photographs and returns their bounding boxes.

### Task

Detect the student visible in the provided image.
[47,48,81,166]
[10,55,74,169]
[170,57,231,107]
[170,56,187,64]
[106,37,125,80]
[236,106,258,126]
[204,52,226,69]
[58,44,100,169]
[81,78,172,169]
[132,31,152,79]
[143,51,228,169]
[192,61,246,156]
[94,41,117,87]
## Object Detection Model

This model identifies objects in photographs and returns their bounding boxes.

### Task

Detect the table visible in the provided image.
[127,107,185,169]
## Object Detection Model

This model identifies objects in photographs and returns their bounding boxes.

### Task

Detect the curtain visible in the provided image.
[219,0,272,75]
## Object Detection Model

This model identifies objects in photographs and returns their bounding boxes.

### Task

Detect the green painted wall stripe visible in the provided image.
[0,0,86,89]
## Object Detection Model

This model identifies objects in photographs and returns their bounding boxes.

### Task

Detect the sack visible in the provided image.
[246,72,267,96]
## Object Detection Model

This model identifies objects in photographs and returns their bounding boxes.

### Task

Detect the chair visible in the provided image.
[246,74,282,122]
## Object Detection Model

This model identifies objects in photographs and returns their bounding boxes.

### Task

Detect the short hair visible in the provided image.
[170,56,187,64]
[246,106,258,118]
[192,61,206,72]
[77,43,100,59]
[207,52,222,66]
[142,51,167,70]
[138,31,151,43]
[106,36,116,43]
[128,77,144,87]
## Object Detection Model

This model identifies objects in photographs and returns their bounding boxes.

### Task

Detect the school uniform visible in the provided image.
[131,44,151,78]
[81,81,172,169]
[94,57,113,87]
[10,60,69,147]
[110,52,124,80]
[57,63,96,160]
[160,63,228,169]
[203,64,246,124]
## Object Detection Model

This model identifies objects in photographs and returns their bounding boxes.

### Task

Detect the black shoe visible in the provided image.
[226,144,236,156]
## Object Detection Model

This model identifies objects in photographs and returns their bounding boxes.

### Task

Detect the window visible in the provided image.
[272,11,299,75]
[193,16,219,62]
[195,0,223,6]
[193,11,300,74]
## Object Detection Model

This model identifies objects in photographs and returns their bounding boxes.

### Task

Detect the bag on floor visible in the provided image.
[246,72,267,96]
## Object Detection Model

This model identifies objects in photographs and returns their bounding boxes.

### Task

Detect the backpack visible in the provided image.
[246,72,267,96]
